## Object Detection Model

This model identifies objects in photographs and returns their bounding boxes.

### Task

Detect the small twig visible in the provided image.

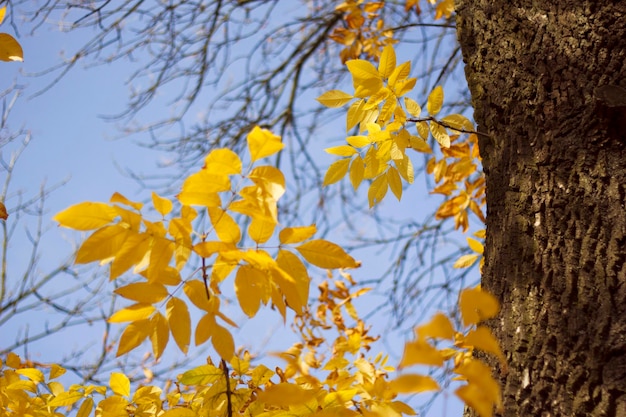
[221,359,233,417]
[407,116,492,139]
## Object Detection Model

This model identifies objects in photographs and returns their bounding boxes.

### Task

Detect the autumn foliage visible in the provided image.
[1,1,504,417]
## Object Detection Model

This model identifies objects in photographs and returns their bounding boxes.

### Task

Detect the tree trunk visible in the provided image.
[454,1,626,416]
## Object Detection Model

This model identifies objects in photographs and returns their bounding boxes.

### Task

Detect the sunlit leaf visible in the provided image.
[279,224,316,245]
[323,158,351,186]
[459,287,500,327]
[48,391,84,407]
[317,90,354,108]
[389,374,440,394]
[453,254,479,269]
[166,297,191,354]
[212,323,235,360]
[114,282,168,304]
[467,237,484,254]
[430,122,450,148]
[0,33,23,62]
[257,383,317,407]
[296,239,359,269]
[116,319,151,356]
[152,192,173,217]
[416,312,455,340]
[110,232,151,280]
[195,312,215,346]
[110,372,130,397]
[235,265,267,318]
[109,303,155,323]
[325,145,358,156]
[427,85,444,115]
[150,312,169,360]
[75,225,129,264]
[54,202,117,230]
[387,167,403,201]
[368,174,388,208]
[248,217,275,244]
[350,155,365,190]
[404,97,421,117]
[399,340,444,368]
[208,207,241,244]
[276,249,310,308]
[247,126,284,162]
[204,148,242,175]
[179,364,222,385]
[462,326,505,364]
[76,397,94,417]
[178,170,228,206]
[15,368,44,383]
[378,44,396,78]
[110,192,143,210]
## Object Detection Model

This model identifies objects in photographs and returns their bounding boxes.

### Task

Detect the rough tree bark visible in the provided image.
[455,1,626,416]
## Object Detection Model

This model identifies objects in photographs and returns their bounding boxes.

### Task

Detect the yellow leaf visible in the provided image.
[50,364,66,379]
[416,312,455,340]
[347,59,380,82]
[76,398,94,417]
[110,232,151,280]
[346,135,371,148]
[416,120,429,140]
[94,396,129,415]
[114,282,168,304]
[207,207,241,244]
[404,97,421,117]
[54,202,117,230]
[350,155,365,190]
[276,249,310,307]
[110,192,143,210]
[453,254,479,269]
[270,267,305,313]
[368,174,388,208]
[467,237,484,254]
[161,408,197,417]
[394,77,417,97]
[257,383,317,407]
[15,368,44,383]
[459,286,500,327]
[399,340,445,368]
[323,158,351,186]
[346,99,365,131]
[0,7,5,25]
[167,297,191,354]
[193,241,236,258]
[248,165,286,200]
[116,319,151,356]
[462,326,505,364]
[179,364,222,385]
[0,33,23,62]
[178,170,228,207]
[278,224,316,245]
[317,90,354,108]
[195,312,215,346]
[248,217,275,244]
[430,122,450,148]
[150,312,169,360]
[378,44,396,78]
[325,145,358,156]
[48,391,84,407]
[110,372,130,397]
[212,323,234,360]
[296,239,359,269]
[354,75,384,98]
[183,280,213,311]
[247,126,284,162]
[387,167,403,201]
[109,303,155,323]
[388,61,411,89]
[389,374,440,394]
[235,265,267,318]
[455,359,502,417]
[6,352,20,368]
[441,114,474,132]
[427,85,444,115]
[152,192,173,217]
[75,225,129,264]
[204,148,242,175]
[434,0,455,20]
